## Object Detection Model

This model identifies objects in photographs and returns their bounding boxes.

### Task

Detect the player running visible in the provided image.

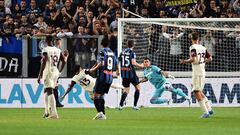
[140,58,191,106]
[37,35,68,119]
[180,32,213,118]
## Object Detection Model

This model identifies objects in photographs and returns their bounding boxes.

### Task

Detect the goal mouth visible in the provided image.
[118,18,240,78]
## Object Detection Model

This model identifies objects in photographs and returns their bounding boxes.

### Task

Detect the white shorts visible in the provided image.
[43,69,59,89]
[192,76,205,91]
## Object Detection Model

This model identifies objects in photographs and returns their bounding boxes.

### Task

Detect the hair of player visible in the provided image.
[144,57,151,61]
[191,32,199,41]
[101,36,109,47]
[127,40,134,48]
[45,35,53,44]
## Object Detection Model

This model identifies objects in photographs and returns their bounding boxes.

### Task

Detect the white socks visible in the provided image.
[199,100,209,114]
[44,93,49,114]
[48,94,58,115]
[204,97,212,112]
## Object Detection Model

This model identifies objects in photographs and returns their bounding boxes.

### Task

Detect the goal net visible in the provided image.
[117,18,240,77]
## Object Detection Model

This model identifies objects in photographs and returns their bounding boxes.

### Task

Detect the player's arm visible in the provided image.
[179,49,197,64]
[161,71,175,79]
[140,77,148,83]
[88,51,104,73]
[131,52,144,68]
[37,53,48,84]
[59,50,69,73]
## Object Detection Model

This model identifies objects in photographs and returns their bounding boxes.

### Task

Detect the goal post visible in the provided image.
[118,18,240,78]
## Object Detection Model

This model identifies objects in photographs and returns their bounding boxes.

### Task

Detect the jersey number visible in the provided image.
[80,78,90,86]
[107,57,114,70]
[51,55,58,66]
[121,55,130,67]
[198,52,205,64]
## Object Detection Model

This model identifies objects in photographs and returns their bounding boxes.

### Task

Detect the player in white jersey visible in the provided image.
[180,32,213,118]
[37,36,68,119]
[60,67,124,100]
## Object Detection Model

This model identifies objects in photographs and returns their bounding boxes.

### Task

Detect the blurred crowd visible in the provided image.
[1,0,240,39]
[0,0,240,75]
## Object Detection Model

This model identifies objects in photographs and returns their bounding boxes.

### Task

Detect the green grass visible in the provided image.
[0,108,240,135]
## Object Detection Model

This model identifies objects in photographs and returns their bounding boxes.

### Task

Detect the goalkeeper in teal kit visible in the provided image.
[140,58,191,105]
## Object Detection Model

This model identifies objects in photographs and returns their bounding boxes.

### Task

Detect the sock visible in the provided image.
[44,93,49,114]
[99,96,105,114]
[172,88,188,98]
[134,90,140,107]
[53,87,60,104]
[199,100,209,114]
[48,94,58,115]
[120,92,128,107]
[94,97,101,113]
[150,98,168,104]
[204,97,212,111]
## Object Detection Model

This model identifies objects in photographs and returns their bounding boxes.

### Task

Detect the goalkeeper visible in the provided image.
[140,58,191,105]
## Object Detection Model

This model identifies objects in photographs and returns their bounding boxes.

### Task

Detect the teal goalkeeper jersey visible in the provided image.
[143,65,167,87]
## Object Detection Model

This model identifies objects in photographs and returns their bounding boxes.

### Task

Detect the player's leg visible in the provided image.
[201,92,214,115]
[53,86,64,107]
[193,76,209,118]
[60,81,76,100]
[43,88,49,118]
[166,82,191,106]
[150,86,169,104]
[132,77,140,110]
[119,79,130,109]
[46,87,59,119]
[92,80,106,120]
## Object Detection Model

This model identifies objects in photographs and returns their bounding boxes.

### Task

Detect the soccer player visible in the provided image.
[37,35,68,119]
[179,32,213,118]
[86,36,117,120]
[140,58,191,106]
[60,67,124,100]
[118,40,144,110]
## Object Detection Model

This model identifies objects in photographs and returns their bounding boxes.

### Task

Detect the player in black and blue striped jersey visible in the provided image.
[86,36,118,120]
[118,40,144,110]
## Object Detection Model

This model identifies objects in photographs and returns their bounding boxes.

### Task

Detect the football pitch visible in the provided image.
[0,108,239,135]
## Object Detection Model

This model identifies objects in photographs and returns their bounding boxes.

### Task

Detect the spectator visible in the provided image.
[233,0,240,16]
[26,0,41,15]
[44,0,57,18]
[64,0,75,17]
[34,14,48,30]
[28,13,38,25]
[201,30,216,56]
[11,4,21,18]
[20,0,27,15]
[109,12,120,32]
[162,27,184,71]
[204,0,219,17]
[20,15,29,27]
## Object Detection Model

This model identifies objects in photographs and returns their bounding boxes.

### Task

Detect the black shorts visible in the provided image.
[122,77,140,88]
[94,79,111,95]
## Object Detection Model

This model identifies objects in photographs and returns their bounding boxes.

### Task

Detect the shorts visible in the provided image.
[93,79,111,94]
[43,70,59,89]
[192,76,205,91]
[122,77,139,88]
